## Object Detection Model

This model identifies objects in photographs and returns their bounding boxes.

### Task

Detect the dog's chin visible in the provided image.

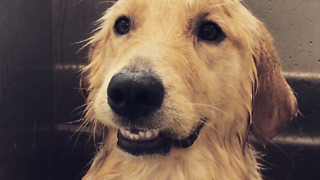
[116,123,204,156]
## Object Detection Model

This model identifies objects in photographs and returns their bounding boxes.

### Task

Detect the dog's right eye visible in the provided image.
[114,16,131,35]
[197,21,225,42]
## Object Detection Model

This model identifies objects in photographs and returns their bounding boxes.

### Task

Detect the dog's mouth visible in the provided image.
[117,123,204,156]
[119,128,160,142]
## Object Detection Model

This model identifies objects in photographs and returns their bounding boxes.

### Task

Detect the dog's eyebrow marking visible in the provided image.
[197,12,210,21]
[187,12,211,33]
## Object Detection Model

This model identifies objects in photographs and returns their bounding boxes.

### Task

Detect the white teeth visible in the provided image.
[153,129,159,135]
[120,129,125,135]
[125,130,131,136]
[138,131,145,137]
[146,131,152,138]
[119,128,159,141]
[134,134,140,140]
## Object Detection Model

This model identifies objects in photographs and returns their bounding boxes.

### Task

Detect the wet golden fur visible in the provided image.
[82,0,297,179]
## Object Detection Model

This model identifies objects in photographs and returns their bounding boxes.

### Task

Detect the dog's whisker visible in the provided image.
[71,103,88,114]
[198,118,220,134]
[190,103,244,126]
[189,103,229,116]
[70,110,87,122]
[70,117,95,154]
[68,119,83,124]
[70,103,90,122]
[189,103,224,111]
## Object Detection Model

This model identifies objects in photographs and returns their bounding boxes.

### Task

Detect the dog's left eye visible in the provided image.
[198,21,225,42]
[114,16,131,35]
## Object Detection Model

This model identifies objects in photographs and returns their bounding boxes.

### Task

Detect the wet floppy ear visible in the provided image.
[251,23,298,145]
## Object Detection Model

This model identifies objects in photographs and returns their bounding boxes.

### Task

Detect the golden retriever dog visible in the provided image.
[82,0,298,179]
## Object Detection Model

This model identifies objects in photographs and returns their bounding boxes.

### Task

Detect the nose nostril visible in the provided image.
[109,88,125,104]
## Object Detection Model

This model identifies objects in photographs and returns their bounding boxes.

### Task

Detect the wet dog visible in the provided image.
[82,0,297,179]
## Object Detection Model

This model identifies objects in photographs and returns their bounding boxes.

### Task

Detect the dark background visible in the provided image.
[0,0,319,179]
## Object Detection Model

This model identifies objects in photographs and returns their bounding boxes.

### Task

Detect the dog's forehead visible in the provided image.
[111,0,247,39]
[116,0,241,18]
[109,0,255,46]
[100,0,259,54]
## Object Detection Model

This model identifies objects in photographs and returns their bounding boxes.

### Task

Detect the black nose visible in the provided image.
[107,71,165,119]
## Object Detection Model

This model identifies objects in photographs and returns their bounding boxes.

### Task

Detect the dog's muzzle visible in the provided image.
[107,70,203,156]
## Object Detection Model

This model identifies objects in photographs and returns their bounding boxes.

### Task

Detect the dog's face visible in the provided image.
[84,0,297,156]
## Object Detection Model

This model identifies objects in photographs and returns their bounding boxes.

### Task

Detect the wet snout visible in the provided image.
[107,70,165,120]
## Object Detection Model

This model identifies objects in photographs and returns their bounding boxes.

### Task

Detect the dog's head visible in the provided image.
[83,0,297,156]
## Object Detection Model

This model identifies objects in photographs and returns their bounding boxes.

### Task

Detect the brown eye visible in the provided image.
[198,21,225,42]
[114,16,131,35]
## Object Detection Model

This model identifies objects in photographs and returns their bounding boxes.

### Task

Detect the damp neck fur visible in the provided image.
[83,127,262,180]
